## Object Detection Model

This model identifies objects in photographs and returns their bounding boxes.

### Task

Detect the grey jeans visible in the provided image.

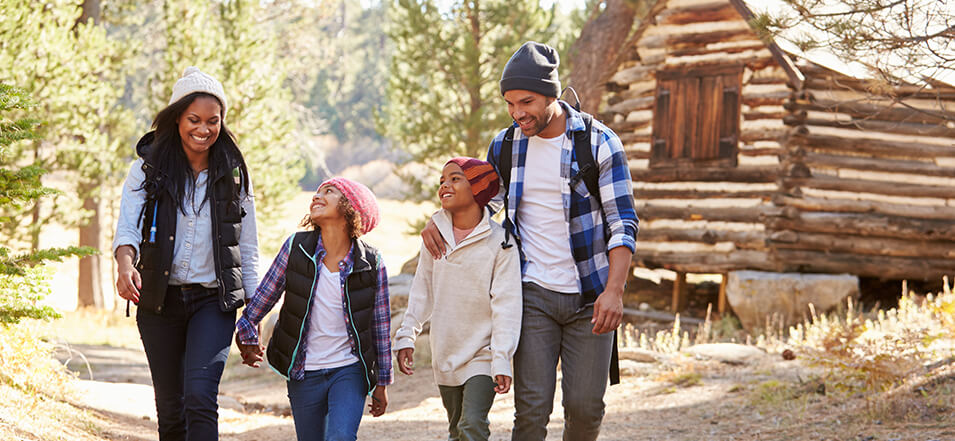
[511,282,613,441]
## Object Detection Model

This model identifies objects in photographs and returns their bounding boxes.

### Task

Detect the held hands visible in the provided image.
[235,322,264,368]
[396,348,414,375]
[494,375,512,394]
[591,283,624,335]
[369,385,388,417]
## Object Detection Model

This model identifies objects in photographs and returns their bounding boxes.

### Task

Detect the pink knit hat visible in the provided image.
[319,177,380,235]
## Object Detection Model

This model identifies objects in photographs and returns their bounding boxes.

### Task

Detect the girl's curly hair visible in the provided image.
[300,194,364,239]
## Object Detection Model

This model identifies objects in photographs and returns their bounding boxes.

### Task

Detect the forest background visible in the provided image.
[1,0,649,313]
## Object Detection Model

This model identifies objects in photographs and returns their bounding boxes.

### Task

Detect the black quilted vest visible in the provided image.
[134,131,246,313]
[266,230,380,393]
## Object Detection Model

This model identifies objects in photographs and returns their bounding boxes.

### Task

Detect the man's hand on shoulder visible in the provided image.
[421,217,446,259]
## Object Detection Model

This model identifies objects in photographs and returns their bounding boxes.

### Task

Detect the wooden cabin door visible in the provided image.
[650,64,742,168]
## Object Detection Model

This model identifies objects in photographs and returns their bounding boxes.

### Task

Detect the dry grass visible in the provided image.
[618,277,955,436]
[784,279,955,395]
[0,322,106,440]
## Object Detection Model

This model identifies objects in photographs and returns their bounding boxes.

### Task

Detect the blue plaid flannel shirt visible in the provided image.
[486,101,639,305]
[235,234,393,385]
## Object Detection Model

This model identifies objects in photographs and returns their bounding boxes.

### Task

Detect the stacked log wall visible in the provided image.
[774,62,955,280]
[606,0,791,273]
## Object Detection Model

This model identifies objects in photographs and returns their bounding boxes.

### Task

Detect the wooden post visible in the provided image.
[718,274,728,316]
[672,272,688,313]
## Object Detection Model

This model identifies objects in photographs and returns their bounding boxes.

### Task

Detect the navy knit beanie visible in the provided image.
[499,41,560,97]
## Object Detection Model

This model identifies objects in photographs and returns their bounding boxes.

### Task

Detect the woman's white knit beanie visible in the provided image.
[168,66,228,120]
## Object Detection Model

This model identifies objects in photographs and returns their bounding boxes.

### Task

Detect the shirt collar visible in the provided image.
[560,100,587,135]
[314,233,356,273]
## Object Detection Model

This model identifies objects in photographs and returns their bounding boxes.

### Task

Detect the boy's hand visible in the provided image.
[494,375,511,394]
[421,218,446,259]
[396,348,414,375]
[369,385,388,417]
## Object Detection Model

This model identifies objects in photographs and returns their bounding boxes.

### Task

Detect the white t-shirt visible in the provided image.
[519,134,579,293]
[304,264,359,370]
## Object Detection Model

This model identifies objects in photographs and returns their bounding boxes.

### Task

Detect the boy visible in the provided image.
[394,157,522,441]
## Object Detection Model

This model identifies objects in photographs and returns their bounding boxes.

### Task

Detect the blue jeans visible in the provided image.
[287,362,367,441]
[137,285,236,441]
[511,282,613,441]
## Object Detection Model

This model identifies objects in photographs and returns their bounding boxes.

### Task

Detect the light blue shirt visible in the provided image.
[112,158,259,298]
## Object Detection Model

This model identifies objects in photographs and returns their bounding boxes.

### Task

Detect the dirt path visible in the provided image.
[54,340,954,441]
[54,341,741,441]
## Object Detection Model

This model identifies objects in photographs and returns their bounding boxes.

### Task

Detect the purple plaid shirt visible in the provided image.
[235,234,393,385]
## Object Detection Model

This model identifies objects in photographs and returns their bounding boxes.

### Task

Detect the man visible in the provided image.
[422,41,638,441]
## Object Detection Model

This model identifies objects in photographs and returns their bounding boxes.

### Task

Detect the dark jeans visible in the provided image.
[286,362,367,441]
[511,282,613,441]
[137,285,236,441]
[438,375,497,441]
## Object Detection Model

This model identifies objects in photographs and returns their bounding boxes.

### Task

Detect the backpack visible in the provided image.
[493,90,621,386]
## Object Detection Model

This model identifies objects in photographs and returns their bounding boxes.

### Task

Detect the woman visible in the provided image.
[235,177,391,441]
[112,66,259,441]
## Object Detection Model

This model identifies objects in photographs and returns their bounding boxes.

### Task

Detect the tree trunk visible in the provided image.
[78,182,103,308]
[77,0,100,26]
[567,0,643,112]
[77,0,104,308]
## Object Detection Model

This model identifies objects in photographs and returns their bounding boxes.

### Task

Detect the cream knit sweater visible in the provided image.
[393,209,522,386]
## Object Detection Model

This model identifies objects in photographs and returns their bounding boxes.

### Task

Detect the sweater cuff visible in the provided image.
[392,336,415,353]
[491,357,512,379]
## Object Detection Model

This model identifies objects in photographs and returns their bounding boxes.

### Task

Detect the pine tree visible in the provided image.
[380,0,581,198]
[0,84,95,325]
[0,0,134,308]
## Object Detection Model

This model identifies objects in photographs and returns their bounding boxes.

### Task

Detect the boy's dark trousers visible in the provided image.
[438,375,497,441]
[137,285,236,441]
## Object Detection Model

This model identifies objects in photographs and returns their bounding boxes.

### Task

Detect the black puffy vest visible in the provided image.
[266,230,380,393]
[134,132,246,313]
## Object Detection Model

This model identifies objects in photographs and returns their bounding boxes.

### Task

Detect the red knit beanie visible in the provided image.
[445,157,500,208]
[319,177,380,235]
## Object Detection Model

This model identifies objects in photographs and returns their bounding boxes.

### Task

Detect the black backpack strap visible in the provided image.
[571,113,601,205]
[498,127,516,250]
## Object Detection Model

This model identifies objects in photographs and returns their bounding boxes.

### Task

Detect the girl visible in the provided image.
[113,66,259,440]
[235,177,391,441]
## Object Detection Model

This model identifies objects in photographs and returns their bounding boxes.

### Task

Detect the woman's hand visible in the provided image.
[369,385,388,417]
[396,348,414,375]
[115,245,141,303]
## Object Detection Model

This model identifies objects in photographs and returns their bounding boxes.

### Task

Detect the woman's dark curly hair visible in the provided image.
[300,191,365,239]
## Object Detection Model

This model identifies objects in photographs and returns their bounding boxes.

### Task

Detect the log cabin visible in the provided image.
[603,0,955,312]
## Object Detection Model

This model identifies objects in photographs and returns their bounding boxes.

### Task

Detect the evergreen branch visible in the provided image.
[0,246,98,276]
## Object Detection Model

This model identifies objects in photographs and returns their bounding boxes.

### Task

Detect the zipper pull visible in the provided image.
[148,200,158,243]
